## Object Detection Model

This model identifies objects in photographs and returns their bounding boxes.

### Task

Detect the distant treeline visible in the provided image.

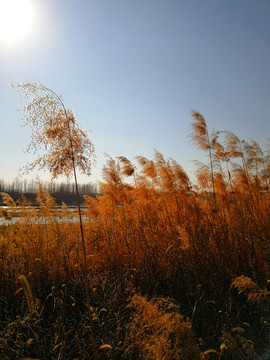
[0,179,100,206]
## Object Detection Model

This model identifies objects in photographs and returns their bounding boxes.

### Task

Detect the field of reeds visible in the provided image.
[0,111,270,359]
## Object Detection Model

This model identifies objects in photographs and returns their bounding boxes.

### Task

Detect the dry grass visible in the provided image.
[0,115,270,359]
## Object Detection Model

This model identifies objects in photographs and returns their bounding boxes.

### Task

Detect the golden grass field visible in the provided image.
[1,108,270,359]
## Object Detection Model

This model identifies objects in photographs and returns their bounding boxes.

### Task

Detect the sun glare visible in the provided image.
[0,0,34,44]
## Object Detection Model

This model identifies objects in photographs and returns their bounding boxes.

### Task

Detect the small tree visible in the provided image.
[11,81,98,359]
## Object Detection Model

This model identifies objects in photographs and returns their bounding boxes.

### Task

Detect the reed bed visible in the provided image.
[0,113,270,359]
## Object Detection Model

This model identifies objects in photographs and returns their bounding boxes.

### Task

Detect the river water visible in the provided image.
[0,206,88,225]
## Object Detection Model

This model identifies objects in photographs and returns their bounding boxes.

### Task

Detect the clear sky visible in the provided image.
[0,0,270,184]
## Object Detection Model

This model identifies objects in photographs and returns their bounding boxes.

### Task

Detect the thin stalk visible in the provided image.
[40,85,98,359]
[206,131,216,204]
[72,158,98,360]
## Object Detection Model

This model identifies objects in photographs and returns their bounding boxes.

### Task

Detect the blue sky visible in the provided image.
[0,0,270,184]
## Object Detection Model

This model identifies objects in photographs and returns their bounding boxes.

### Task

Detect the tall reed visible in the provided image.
[11,82,97,359]
[1,109,270,358]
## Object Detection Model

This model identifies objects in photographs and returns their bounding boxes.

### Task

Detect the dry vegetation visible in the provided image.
[1,86,270,359]
[0,115,269,359]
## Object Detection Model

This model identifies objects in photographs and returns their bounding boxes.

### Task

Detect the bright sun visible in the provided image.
[0,0,34,44]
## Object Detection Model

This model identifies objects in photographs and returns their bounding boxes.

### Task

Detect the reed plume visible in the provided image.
[17,275,34,312]
[190,110,216,201]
